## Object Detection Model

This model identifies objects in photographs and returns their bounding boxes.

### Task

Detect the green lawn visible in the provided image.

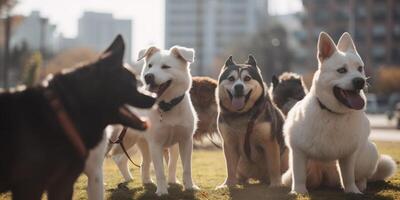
[1,142,399,200]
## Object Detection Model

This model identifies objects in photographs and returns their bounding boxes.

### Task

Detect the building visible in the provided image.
[9,11,57,53]
[300,0,400,71]
[165,0,268,75]
[76,11,132,62]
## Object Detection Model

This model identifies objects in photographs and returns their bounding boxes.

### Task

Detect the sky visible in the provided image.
[12,0,302,61]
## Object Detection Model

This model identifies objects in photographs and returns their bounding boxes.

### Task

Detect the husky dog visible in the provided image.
[111,45,199,196]
[283,32,396,194]
[0,35,156,200]
[216,55,285,188]
[270,72,308,116]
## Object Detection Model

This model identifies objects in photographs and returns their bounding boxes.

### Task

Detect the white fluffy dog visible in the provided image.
[283,32,396,194]
[117,45,199,196]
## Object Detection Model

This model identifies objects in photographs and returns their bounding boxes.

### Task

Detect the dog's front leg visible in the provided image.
[217,138,239,189]
[265,141,282,187]
[338,151,361,194]
[86,166,104,200]
[149,143,169,196]
[290,147,308,194]
[137,139,153,184]
[179,138,199,190]
[168,143,180,184]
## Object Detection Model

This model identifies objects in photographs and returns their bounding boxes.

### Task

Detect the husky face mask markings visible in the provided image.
[218,56,264,113]
[314,32,367,113]
[217,55,286,188]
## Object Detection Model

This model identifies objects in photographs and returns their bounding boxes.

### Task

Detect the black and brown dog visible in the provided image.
[270,72,308,116]
[0,35,156,200]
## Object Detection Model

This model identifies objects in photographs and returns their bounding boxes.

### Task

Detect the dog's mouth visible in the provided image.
[333,86,364,110]
[227,89,252,111]
[148,80,172,97]
[118,105,148,131]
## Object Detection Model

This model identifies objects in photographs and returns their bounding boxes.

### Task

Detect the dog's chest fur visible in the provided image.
[285,95,370,161]
[133,96,197,147]
[219,112,272,158]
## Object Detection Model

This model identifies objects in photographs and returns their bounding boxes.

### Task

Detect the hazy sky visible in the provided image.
[12,0,302,60]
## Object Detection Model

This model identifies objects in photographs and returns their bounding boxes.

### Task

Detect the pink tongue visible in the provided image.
[344,92,365,110]
[232,96,245,110]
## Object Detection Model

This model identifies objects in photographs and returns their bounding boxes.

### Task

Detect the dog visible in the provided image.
[216,55,285,188]
[270,72,308,116]
[283,32,397,194]
[190,77,219,142]
[0,35,156,200]
[111,45,199,196]
[106,76,219,191]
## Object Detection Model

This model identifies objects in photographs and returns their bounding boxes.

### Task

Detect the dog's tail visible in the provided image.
[369,154,397,181]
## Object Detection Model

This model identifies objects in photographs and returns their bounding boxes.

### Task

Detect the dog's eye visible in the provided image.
[337,67,347,74]
[357,66,363,72]
[228,76,235,82]
[148,64,152,68]
[162,65,171,69]
[243,76,251,82]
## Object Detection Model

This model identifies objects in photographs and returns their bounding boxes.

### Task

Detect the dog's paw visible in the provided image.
[168,180,181,185]
[155,187,168,196]
[185,184,200,191]
[290,185,308,195]
[142,179,154,185]
[215,183,236,190]
[344,185,362,194]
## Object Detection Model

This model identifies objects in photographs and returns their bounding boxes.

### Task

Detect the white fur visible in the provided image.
[83,126,114,200]
[283,32,396,194]
[115,46,199,196]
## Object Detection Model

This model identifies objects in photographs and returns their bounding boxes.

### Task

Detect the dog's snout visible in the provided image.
[352,78,365,90]
[144,74,155,85]
[234,84,244,96]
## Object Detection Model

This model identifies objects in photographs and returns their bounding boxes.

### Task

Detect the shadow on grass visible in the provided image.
[108,181,140,200]
[227,183,294,200]
[125,183,197,200]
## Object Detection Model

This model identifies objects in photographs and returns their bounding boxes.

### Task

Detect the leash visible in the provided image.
[109,127,141,168]
[44,89,87,159]
[207,134,222,149]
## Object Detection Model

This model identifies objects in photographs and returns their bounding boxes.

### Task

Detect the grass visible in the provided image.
[1,142,399,200]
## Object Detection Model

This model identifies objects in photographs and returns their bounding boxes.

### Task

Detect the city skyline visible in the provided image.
[12,0,302,61]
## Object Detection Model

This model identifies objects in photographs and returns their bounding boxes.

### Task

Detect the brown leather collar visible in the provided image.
[44,89,87,159]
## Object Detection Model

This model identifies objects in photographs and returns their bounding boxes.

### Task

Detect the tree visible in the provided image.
[21,51,42,87]
[43,48,98,77]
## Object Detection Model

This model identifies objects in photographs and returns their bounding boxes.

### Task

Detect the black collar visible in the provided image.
[158,94,185,112]
[317,98,341,115]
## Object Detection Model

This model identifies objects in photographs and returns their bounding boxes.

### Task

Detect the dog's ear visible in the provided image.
[137,46,160,61]
[337,32,357,53]
[317,32,337,62]
[100,34,125,65]
[170,46,195,63]
[272,75,279,88]
[246,55,257,67]
[224,55,236,68]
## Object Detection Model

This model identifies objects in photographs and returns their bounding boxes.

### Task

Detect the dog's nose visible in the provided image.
[352,77,365,90]
[234,84,244,96]
[144,74,155,85]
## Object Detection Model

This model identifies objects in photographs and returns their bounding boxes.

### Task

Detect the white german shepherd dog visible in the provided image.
[283,32,396,194]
